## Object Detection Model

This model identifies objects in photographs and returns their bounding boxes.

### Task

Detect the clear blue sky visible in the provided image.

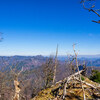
[0,0,100,56]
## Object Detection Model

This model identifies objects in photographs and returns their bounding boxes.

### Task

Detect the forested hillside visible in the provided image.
[0,55,100,100]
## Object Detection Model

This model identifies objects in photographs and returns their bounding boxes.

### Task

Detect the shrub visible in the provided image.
[81,76,85,81]
[90,70,100,83]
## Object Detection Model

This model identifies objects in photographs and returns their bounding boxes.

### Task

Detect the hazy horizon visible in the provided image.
[0,54,100,58]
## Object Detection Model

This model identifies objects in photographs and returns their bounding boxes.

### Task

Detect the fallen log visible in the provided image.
[74,77,97,89]
[52,70,84,87]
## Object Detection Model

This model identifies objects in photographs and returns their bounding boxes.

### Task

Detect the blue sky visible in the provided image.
[0,0,100,56]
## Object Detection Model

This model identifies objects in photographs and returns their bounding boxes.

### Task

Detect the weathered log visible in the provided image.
[74,77,97,89]
[53,70,84,86]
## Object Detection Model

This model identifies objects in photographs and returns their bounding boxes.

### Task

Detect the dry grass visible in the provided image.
[31,76,100,100]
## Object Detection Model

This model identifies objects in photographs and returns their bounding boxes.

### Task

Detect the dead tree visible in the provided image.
[82,62,87,76]
[41,57,54,88]
[62,55,75,99]
[81,0,100,23]
[53,45,58,84]
[0,57,14,100]
[62,79,69,100]
[73,44,86,100]
[62,45,86,100]
[10,66,23,100]
[67,55,76,75]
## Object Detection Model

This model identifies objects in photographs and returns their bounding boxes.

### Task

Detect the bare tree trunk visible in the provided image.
[13,80,21,100]
[76,56,86,100]
[73,44,86,100]
[53,45,58,84]
[10,67,23,100]
[63,81,67,100]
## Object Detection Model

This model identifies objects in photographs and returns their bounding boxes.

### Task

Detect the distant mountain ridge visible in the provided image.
[0,55,47,70]
[0,55,100,71]
[58,55,100,67]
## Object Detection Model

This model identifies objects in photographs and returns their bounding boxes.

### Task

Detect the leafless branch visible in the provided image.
[81,0,100,23]
[18,67,23,76]
[53,44,58,84]
[73,44,86,100]
[10,66,17,76]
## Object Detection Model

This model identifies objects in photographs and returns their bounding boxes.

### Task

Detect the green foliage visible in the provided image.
[90,70,100,83]
[81,76,85,81]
